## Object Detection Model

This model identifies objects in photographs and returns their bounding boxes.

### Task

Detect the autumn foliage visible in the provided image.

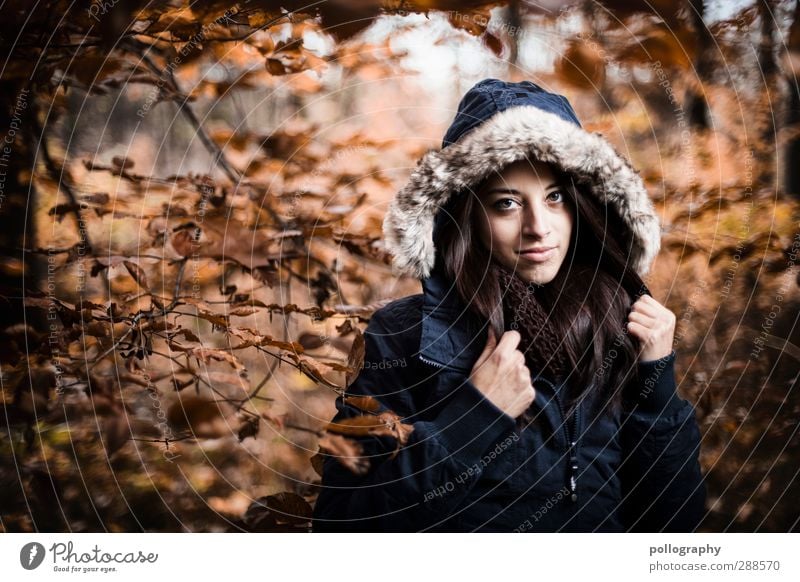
[1,0,799,532]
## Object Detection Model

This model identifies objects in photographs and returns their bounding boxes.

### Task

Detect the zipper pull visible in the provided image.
[568,440,578,502]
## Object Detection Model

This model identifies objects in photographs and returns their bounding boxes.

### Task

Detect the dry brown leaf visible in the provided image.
[555,40,606,90]
[171,229,202,257]
[166,395,230,438]
[111,155,135,171]
[327,411,406,440]
[189,347,246,371]
[237,416,260,442]
[102,416,131,456]
[344,394,382,414]
[123,260,149,291]
[309,450,325,477]
[265,58,286,75]
[317,432,369,475]
[345,328,365,388]
[243,491,312,530]
[227,326,305,353]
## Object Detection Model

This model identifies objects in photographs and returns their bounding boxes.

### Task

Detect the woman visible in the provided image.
[311,79,706,532]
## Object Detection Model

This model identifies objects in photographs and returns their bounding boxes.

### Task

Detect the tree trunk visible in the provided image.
[686,0,712,130]
[784,0,800,198]
[0,80,44,346]
[756,0,779,191]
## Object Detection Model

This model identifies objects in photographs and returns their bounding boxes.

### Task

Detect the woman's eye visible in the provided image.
[493,198,519,210]
[547,190,565,202]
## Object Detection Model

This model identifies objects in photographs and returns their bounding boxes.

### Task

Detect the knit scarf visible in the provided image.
[493,262,570,385]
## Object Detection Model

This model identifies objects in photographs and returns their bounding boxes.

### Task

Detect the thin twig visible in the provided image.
[33,114,93,256]
[138,52,240,184]
[283,422,323,437]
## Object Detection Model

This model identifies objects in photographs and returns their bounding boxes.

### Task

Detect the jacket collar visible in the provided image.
[418,259,487,373]
[418,263,576,423]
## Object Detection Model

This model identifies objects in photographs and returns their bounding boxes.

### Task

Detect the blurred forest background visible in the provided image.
[1,0,798,533]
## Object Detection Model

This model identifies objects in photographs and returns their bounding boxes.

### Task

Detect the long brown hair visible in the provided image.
[433,163,648,416]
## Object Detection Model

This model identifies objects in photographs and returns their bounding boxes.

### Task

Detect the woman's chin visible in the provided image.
[515,266,558,286]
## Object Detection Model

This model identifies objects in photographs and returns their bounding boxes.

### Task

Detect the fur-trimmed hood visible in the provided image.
[382,79,661,280]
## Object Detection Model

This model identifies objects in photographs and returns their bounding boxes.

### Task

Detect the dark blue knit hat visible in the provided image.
[442,79,582,149]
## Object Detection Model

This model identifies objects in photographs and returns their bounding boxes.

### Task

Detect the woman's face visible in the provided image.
[474,158,574,285]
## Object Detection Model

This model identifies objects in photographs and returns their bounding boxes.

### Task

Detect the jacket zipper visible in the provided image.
[418,353,446,368]
[420,353,581,502]
[548,378,581,503]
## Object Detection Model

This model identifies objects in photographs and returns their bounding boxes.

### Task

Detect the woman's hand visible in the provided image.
[626,294,676,362]
[469,328,536,419]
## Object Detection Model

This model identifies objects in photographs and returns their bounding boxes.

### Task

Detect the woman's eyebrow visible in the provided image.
[484,183,560,195]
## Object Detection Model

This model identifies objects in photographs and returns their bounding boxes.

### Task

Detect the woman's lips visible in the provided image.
[518,247,556,262]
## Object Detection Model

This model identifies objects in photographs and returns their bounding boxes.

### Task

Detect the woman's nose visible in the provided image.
[521,202,550,238]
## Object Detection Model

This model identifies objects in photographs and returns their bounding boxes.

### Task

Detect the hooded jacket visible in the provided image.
[311,79,706,532]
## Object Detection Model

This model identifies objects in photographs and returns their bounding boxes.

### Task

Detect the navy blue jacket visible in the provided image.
[311,263,707,532]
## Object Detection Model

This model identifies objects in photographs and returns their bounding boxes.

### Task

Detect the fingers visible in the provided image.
[474,328,526,377]
[629,295,675,329]
[497,329,521,352]
[631,294,663,317]
[519,359,532,385]
[628,312,665,337]
[494,331,523,371]
[470,327,537,418]
[627,296,676,361]
[626,320,649,342]
[627,310,656,329]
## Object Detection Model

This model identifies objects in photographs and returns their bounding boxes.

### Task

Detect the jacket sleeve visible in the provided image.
[311,307,517,532]
[618,350,706,532]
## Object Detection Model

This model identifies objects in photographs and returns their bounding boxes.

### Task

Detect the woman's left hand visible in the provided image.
[626,294,676,362]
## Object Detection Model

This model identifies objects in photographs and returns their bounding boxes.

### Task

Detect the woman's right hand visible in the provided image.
[468,328,536,419]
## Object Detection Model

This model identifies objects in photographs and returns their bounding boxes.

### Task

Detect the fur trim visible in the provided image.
[382,105,661,279]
